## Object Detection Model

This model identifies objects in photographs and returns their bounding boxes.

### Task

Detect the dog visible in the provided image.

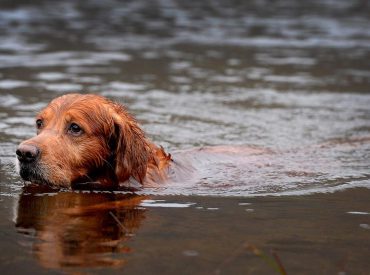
[16,93,273,191]
[16,94,175,190]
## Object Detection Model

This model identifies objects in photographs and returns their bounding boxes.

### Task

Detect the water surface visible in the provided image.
[0,0,370,274]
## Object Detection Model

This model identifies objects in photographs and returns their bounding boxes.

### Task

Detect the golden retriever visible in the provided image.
[16,94,173,190]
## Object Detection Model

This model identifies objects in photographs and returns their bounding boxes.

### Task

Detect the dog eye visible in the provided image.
[68,123,83,136]
[36,119,43,129]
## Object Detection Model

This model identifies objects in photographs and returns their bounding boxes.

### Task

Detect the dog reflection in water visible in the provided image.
[15,185,146,268]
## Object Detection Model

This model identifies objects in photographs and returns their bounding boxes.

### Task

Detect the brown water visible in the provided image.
[1,0,370,274]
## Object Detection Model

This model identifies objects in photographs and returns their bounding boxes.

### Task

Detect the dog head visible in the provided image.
[16,94,152,188]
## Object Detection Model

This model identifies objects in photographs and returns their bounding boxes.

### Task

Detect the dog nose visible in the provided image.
[16,144,40,163]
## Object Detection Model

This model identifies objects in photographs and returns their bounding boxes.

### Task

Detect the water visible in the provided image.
[0,0,370,274]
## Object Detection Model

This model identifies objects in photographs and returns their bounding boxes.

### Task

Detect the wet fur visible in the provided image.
[18,94,171,190]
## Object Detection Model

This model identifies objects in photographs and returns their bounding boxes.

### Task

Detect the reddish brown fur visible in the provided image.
[17,94,172,189]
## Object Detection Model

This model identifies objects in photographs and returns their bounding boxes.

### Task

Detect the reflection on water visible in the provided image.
[12,187,370,274]
[16,186,146,268]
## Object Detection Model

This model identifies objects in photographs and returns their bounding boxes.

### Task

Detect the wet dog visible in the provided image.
[16,94,173,190]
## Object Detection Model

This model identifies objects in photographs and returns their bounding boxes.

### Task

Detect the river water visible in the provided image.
[0,0,370,274]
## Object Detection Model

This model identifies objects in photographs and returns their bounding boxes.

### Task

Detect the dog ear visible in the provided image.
[109,103,151,184]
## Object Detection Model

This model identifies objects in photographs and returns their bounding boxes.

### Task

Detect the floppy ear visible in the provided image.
[109,103,152,184]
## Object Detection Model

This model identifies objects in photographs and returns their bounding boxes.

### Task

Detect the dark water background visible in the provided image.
[0,0,370,274]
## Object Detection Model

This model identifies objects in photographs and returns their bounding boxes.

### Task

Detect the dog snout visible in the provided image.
[16,144,40,163]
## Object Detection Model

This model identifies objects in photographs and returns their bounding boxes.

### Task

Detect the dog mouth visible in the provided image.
[19,163,54,187]
[18,161,91,189]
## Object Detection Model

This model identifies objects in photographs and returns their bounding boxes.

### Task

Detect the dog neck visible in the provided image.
[142,144,173,187]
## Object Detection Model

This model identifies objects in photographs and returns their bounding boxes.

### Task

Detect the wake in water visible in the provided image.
[137,136,370,196]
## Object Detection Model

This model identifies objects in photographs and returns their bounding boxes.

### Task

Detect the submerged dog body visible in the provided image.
[16,94,173,189]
